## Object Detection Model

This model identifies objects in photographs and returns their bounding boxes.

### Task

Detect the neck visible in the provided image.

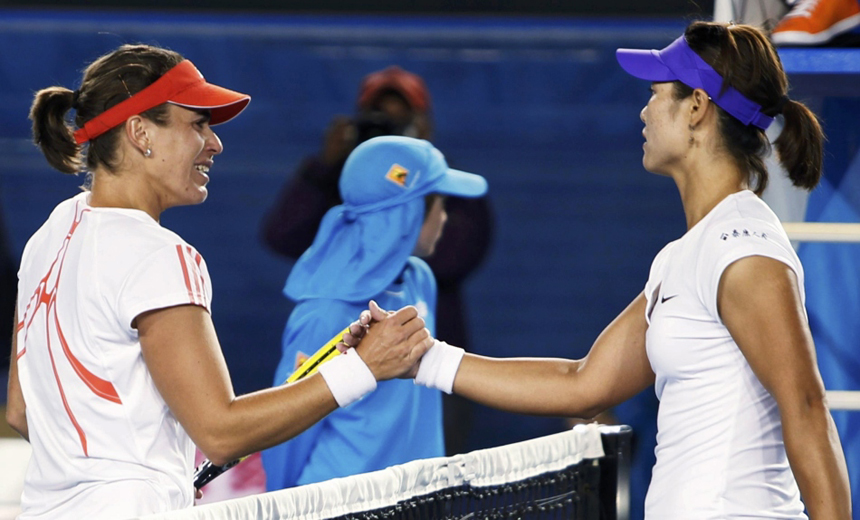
[671,155,748,230]
[88,167,162,222]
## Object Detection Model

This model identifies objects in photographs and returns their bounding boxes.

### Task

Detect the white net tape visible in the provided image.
[827,391,860,411]
[134,424,606,520]
[783,222,860,242]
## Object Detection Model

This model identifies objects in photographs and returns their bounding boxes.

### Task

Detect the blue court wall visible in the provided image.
[0,10,687,515]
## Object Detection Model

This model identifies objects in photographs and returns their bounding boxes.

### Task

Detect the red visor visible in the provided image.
[74,60,251,145]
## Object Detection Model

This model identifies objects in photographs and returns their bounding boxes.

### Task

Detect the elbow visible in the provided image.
[6,405,28,440]
[196,437,240,467]
[192,421,247,466]
[575,402,610,421]
[780,387,831,427]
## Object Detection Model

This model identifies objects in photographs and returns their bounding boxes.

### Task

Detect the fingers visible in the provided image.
[359,310,372,326]
[409,327,435,360]
[368,300,388,322]
[348,321,366,338]
[386,304,419,326]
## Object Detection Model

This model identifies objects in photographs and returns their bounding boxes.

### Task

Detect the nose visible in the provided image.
[206,127,224,156]
[640,105,647,124]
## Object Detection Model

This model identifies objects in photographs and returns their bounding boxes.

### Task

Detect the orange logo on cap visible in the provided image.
[385,164,409,187]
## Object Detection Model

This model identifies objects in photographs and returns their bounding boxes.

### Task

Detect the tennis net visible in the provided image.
[136,424,631,520]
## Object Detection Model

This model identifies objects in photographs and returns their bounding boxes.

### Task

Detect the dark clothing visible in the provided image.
[1,202,17,372]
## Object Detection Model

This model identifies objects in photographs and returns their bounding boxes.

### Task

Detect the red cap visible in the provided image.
[74,60,250,145]
[356,66,431,113]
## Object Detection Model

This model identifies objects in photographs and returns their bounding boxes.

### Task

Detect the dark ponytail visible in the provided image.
[29,87,81,175]
[680,21,824,193]
[29,44,183,176]
[774,99,823,190]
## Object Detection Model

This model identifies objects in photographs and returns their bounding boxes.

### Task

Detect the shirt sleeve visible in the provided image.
[116,243,212,330]
[697,218,800,323]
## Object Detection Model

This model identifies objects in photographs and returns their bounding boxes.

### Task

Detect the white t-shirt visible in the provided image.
[15,192,211,519]
[643,190,807,519]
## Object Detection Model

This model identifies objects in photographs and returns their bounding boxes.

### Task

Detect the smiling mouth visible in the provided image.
[195,164,210,174]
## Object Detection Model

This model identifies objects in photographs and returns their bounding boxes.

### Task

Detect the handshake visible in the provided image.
[322,300,465,408]
[193,301,464,491]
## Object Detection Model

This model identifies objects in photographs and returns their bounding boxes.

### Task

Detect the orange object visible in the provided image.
[771,0,860,45]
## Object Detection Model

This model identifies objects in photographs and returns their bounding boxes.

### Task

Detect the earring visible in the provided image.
[688,124,695,145]
[144,148,152,158]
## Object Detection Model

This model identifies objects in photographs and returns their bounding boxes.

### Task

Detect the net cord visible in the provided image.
[135,424,605,520]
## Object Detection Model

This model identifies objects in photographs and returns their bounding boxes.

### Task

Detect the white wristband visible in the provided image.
[414,340,465,394]
[319,349,377,407]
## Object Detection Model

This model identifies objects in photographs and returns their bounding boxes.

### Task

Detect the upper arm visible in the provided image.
[718,256,825,408]
[576,292,655,412]
[454,292,654,418]
[136,304,235,446]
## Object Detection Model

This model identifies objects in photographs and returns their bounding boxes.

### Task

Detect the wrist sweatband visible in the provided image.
[414,340,465,394]
[318,349,377,407]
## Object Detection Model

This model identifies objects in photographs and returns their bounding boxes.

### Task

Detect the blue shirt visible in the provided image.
[262,257,443,490]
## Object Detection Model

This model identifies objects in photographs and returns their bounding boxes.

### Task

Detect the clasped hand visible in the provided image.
[337,301,433,381]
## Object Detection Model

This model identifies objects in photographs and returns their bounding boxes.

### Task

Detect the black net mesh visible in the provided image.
[329,461,601,520]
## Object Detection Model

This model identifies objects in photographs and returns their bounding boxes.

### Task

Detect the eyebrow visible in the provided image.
[191,109,212,124]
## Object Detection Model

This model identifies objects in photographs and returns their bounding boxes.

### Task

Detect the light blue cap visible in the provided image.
[285,136,488,303]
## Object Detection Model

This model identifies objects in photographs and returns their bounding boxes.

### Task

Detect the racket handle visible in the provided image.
[285,326,349,383]
[193,457,243,490]
[193,325,351,490]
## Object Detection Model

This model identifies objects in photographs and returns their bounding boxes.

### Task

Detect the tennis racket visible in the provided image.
[193,325,349,490]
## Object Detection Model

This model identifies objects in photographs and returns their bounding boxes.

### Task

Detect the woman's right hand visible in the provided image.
[352,302,432,381]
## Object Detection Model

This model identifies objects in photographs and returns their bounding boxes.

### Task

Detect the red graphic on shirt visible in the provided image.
[176,245,207,306]
[20,203,122,456]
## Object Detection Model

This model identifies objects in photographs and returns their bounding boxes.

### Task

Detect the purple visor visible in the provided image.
[616,36,773,130]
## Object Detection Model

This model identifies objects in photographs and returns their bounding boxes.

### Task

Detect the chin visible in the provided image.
[190,187,209,205]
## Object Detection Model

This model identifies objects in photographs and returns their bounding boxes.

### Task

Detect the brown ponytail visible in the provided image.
[774,99,823,190]
[678,21,824,193]
[29,44,183,176]
[29,87,81,175]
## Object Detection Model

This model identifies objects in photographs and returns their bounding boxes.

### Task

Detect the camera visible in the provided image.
[353,112,416,144]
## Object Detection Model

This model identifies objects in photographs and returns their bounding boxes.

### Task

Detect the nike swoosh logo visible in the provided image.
[661,294,678,304]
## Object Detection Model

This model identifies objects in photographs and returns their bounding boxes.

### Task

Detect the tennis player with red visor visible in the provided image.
[8,44,432,519]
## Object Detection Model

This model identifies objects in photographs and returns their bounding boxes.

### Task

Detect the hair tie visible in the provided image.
[71,89,81,110]
[775,95,790,114]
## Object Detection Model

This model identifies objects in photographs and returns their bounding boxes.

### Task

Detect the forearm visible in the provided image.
[453,354,602,418]
[197,374,337,465]
[782,400,851,519]
[7,310,29,441]
[449,294,652,420]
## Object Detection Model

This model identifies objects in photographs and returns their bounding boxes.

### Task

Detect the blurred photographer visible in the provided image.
[260,66,493,456]
[261,66,432,259]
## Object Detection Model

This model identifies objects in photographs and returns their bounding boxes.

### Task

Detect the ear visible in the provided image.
[124,115,151,157]
[689,88,712,128]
